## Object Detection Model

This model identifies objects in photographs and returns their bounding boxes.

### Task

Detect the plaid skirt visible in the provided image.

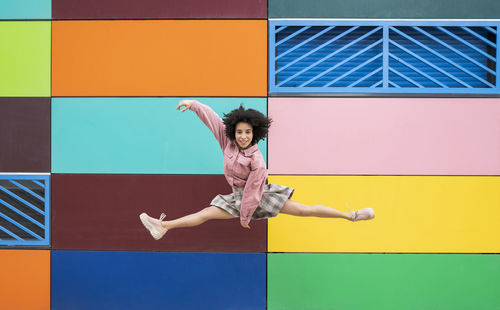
[210,183,294,220]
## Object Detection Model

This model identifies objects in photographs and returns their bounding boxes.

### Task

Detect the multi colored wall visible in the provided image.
[1,1,500,309]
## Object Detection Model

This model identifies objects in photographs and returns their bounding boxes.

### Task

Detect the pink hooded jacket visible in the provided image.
[190,101,267,225]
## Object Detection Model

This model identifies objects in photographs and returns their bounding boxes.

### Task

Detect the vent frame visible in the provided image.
[269,20,500,95]
[0,174,50,246]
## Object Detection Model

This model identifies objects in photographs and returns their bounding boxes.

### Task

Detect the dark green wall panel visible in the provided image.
[269,0,500,18]
[268,253,500,310]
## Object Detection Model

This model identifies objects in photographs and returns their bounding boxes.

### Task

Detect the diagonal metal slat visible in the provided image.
[33,180,45,188]
[0,185,45,216]
[389,52,447,87]
[437,27,496,63]
[462,26,496,48]
[348,67,382,87]
[392,27,478,80]
[275,26,287,34]
[388,81,401,88]
[324,53,382,87]
[389,39,471,87]
[9,180,45,203]
[0,224,23,241]
[389,30,472,88]
[276,26,360,74]
[276,26,311,46]
[389,68,424,88]
[278,27,381,86]
[0,196,44,229]
[0,208,42,240]
[414,27,496,82]
[422,27,496,75]
[485,26,497,35]
[276,26,335,60]
[301,38,382,86]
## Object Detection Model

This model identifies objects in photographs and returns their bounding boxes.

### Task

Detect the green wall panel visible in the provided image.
[268,253,500,310]
[0,22,50,96]
[269,0,500,18]
[51,97,267,174]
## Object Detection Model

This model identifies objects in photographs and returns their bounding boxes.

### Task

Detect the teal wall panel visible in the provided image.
[51,97,267,174]
[0,0,51,19]
[269,0,500,19]
[268,253,500,310]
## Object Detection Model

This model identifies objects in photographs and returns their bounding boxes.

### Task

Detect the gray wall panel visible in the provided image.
[269,0,500,19]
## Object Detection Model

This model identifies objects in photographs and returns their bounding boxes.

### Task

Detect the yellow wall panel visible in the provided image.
[268,176,500,253]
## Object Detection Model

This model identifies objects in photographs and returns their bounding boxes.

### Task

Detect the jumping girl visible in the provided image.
[140,99,375,240]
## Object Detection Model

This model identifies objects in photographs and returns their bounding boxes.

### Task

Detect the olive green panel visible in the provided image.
[269,0,500,19]
[268,253,500,310]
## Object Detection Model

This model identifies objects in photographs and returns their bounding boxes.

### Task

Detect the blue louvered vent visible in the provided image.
[0,175,50,246]
[270,21,499,94]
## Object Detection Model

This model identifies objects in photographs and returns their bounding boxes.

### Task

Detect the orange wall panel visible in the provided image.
[52,20,267,96]
[0,250,50,310]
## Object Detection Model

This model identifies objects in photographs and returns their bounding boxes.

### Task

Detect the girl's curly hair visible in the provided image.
[222,105,271,145]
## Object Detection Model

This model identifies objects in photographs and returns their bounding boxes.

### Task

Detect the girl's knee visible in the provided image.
[194,208,207,221]
[283,200,311,217]
[294,203,312,216]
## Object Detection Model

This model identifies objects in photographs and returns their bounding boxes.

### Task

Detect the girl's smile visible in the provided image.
[235,122,253,150]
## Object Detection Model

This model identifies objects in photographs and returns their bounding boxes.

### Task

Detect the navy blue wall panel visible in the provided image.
[52,251,266,310]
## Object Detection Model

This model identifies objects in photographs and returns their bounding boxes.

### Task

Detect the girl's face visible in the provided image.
[235,122,253,150]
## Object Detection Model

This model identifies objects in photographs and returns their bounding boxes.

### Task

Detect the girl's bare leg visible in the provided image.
[161,206,236,230]
[280,200,353,221]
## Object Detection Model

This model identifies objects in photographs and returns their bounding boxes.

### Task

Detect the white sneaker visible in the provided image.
[346,203,375,222]
[139,212,167,240]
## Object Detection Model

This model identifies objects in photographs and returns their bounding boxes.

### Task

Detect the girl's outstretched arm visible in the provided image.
[177,99,229,150]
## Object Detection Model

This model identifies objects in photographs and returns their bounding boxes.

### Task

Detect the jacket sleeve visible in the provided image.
[190,100,228,150]
[240,163,267,225]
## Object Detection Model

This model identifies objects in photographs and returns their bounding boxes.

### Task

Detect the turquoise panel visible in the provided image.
[52,97,267,174]
[0,0,51,19]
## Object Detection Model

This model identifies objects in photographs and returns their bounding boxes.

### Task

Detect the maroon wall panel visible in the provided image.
[52,174,267,252]
[52,0,267,19]
[0,98,50,172]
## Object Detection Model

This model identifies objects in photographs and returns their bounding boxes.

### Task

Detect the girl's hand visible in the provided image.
[177,100,195,112]
[240,221,250,229]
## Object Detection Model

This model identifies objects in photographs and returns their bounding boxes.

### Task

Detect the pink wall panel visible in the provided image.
[268,98,500,175]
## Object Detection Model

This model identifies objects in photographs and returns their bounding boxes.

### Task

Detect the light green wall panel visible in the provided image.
[0,0,51,19]
[52,97,267,174]
[0,22,50,96]
[268,253,500,310]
